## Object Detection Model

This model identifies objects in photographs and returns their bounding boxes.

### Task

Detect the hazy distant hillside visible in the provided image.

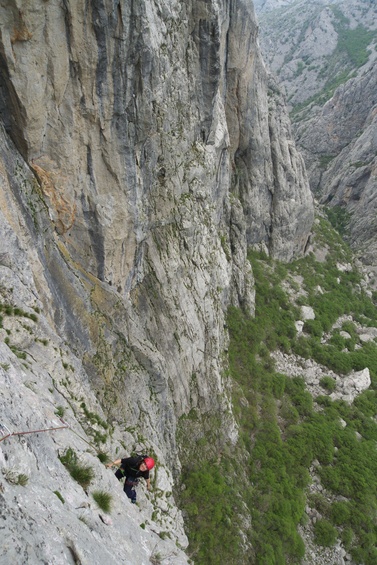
[254,0,295,12]
[256,0,377,119]
[255,0,377,271]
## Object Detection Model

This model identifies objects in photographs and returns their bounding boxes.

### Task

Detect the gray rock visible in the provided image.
[301,306,315,320]
[340,331,351,340]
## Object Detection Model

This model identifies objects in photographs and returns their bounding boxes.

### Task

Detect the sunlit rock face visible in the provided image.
[0,1,313,562]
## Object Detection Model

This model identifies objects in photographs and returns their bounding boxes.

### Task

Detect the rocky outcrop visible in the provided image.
[0,344,189,565]
[225,6,313,260]
[0,0,313,436]
[1,0,313,267]
[0,0,313,562]
[0,127,190,562]
[274,351,371,405]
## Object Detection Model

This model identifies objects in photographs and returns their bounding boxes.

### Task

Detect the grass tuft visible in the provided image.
[92,490,112,513]
[59,447,94,489]
[53,490,65,504]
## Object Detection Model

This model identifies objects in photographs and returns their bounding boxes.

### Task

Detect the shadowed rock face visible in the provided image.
[0,1,313,562]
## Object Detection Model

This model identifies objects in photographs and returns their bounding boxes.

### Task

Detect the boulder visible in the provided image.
[301,306,315,320]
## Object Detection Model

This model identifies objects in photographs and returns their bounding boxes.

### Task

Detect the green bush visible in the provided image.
[351,546,377,565]
[59,447,76,467]
[315,395,332,407]
[326,206,351,237]
[319,376,336,392]
[285,377,313,416]
[97,451,110,463]
[341,527,354,549]
[55,406,65,418]
[341,321,358,339]
[53,490,65,504]
[330,501,351,525]
[180,463,245,564]
[292,335,312,358]
[353,391,377,417]
[69,464,95,489]
[313,345,353,374]
[303,319,323,338]
[328,332,348,350]
[59,447,94,489]
[280,398,299,425]
[3,470,29,486]
[17,473,29,486]
[313,519,338,547]
[308,493,331,517]
[271,373,286,399]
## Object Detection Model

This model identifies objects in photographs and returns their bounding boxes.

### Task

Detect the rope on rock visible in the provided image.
[0,419,70,443]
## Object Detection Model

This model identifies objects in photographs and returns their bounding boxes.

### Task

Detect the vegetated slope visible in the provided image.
[180,210,377,564]
[255,0,377,270]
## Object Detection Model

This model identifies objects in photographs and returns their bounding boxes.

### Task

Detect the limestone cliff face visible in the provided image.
[0,0,313,562]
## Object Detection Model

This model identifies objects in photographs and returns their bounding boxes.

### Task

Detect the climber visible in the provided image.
[106,454,155,504]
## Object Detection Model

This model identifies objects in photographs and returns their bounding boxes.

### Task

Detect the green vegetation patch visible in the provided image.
[290,14,376,122]
[319,155,336,170]
[228,281,377,561]
[180,463,247,564]
[325,206,352,237]
[314,519,338,547]
[0,302,38,329]
[59,447,94,489]
[291,68,355,121]
[53,490,65,504]
[288,219,377,384]
[92,490,112,513]
[180,215,377,564]
[336,25,376,68]
[97,451,110,463]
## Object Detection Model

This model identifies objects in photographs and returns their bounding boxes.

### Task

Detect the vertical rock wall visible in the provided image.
[0,0,313,468]
[0,1,314,561]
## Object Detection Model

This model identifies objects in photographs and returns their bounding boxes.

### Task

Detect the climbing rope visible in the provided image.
[0,420,103,453]
[0,419,70,443]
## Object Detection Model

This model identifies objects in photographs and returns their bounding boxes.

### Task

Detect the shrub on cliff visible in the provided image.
[314,519,337,547]
[59,447,94,489]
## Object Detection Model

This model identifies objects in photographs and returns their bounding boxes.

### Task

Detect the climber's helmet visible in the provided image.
[143,457,155,470]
